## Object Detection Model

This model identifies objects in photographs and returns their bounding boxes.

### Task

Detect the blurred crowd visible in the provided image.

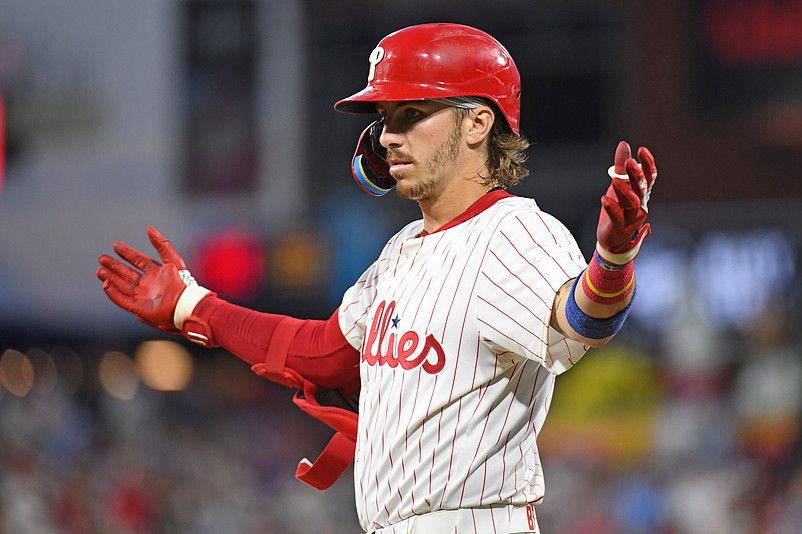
[538,301,802,534]
[0,345,362,534]
[0,299,800,534]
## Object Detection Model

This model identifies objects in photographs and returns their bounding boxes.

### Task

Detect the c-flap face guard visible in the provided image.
[351,118,395,196]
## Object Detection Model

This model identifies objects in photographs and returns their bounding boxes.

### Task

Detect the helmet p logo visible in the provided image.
[367,46,384,83]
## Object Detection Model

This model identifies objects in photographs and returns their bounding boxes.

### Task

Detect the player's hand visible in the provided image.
[595,141,657,264]
[97,226,208,333]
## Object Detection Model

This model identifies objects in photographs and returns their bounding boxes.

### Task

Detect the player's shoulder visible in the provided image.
[489,196,578,247]
[491,195,565,228]
[492,194,539,214]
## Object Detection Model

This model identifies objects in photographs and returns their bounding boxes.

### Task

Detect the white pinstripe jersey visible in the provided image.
[338,195,589,532]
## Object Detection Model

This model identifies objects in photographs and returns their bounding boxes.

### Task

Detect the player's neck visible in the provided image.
[418,177,491,233]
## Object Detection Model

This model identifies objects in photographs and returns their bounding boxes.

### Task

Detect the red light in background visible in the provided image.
[703,0,802,66]
[194,228,265,301]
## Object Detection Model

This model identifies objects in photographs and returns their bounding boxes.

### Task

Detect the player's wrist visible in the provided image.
[566,276,635,341]
[581,251,634,305]
[173,282,212,329]
[595,223,650,265]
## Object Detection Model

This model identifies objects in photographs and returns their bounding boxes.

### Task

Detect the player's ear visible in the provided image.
[464,106,494,146]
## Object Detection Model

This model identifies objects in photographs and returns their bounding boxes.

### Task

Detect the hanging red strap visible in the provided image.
[295,431,357,491]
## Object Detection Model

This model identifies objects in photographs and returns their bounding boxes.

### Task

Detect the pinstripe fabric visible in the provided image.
[339,197,588,533]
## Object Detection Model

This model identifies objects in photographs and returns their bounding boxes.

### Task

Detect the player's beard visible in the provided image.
[390,118,463,202]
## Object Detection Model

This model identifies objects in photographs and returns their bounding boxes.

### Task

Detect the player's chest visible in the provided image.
[359,233,490,378]
[370,235,487,327]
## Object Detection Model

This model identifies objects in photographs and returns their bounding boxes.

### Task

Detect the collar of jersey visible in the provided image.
[419,189,514,237]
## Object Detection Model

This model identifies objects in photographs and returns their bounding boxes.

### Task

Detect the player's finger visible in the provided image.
[98,255,141,284]
[638,146,657,189]
[147,226,187,270]
[638,223,652,242]
[99,270,129,296]
[601,195,625,226]
[613,141,632,175]
[104,270,139,296]
[112,241,158,272]
[96,265,110,283]
[625,158,649,205]
[612,170,641,211]
[101,282,137,313]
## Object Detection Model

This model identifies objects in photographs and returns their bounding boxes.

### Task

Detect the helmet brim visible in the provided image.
[334,81,478,114]
[334,83,519,134]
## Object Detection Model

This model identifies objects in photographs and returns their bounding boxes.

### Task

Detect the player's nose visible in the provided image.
[379,121,403,149]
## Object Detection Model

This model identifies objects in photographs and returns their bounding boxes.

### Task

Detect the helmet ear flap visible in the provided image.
[351,119,394,196]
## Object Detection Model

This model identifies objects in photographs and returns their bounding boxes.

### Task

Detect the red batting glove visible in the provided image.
[97,226,211,333]
[595,141,657,265]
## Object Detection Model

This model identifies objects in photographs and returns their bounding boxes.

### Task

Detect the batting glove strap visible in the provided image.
[181,315,216,347]
[595,224,650,266]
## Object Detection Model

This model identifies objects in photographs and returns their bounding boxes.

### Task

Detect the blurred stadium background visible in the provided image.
[1,1,801,532]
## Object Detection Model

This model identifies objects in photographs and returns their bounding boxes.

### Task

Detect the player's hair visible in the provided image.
[452,104,530,189]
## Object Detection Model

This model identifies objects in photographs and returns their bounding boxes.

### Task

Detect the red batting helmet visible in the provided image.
[334,23,522,134]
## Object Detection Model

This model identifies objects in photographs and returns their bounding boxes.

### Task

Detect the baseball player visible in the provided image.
[96,23,656,534]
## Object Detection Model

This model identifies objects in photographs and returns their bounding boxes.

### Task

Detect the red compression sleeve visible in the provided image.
[191,295,360,389]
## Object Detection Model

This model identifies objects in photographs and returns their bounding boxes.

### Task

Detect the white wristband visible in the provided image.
[173,283,212,329]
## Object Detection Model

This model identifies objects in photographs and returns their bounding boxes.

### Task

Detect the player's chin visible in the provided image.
[394,176,436,201]
[392,175,414,198]
[395,183,432,201]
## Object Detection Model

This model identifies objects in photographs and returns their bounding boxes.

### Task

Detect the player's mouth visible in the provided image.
[387,158,412,178]
[386,153,413,174]
[389,161,411,173]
